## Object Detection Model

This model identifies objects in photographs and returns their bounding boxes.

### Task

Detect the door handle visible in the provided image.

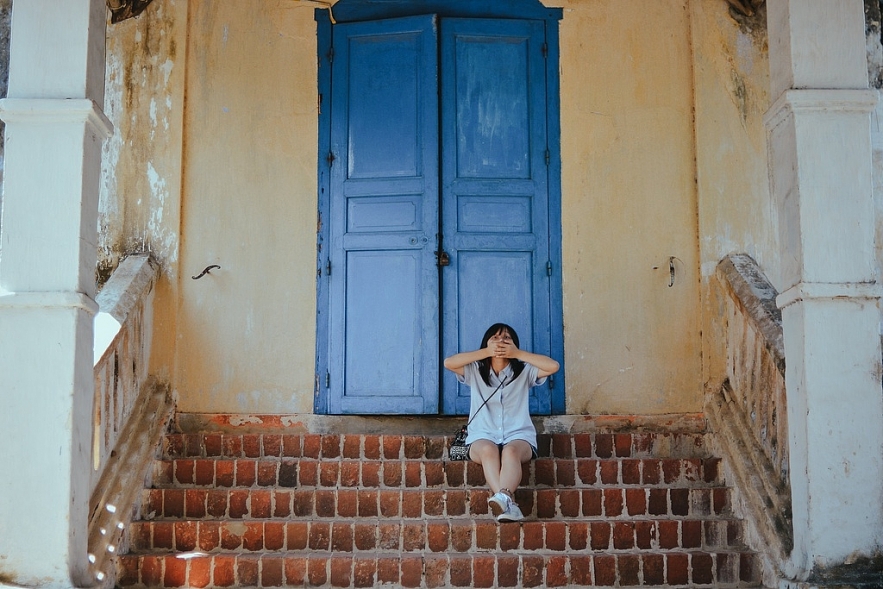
[436,250,450,267]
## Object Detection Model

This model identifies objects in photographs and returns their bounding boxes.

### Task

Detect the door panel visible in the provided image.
[440,18,552,415]
[344,250,424,411]
[347,33,425,179]
[454,33,532,179]
[457,195,533,233]
[327,15,440,414]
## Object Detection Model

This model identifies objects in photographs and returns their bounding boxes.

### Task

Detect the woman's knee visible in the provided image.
[502,440,533,463]
[469,439,498,462]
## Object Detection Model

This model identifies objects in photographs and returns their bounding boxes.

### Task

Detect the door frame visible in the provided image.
[314,0,565,415]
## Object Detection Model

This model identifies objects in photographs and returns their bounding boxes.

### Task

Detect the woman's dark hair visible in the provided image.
[478,323,526,386]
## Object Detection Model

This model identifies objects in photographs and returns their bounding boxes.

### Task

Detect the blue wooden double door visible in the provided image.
[323,14,557,416]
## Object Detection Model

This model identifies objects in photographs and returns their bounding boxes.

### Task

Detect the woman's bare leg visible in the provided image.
[469,439,503,493]
[499,440,533,497]
[470,439,533,497]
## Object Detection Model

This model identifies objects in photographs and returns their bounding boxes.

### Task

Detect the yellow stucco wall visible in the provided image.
[557,0,702,414]
[100,0,777,416]
[688,3,774,391]
[176,1,319,413]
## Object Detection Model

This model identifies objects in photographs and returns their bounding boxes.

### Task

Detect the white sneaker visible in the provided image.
[497,499,524,523]
[488,491,509,516]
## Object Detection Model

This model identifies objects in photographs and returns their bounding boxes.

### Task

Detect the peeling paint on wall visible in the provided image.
[0,0,12,255]
[99,0,181,282]
[865,0,883,89]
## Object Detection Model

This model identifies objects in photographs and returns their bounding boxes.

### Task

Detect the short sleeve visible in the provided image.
[457,362,480,387]
[524,363,547,388]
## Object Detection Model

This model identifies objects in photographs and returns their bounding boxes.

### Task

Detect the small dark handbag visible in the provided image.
[449,425,471,461]
[448,376,508,461]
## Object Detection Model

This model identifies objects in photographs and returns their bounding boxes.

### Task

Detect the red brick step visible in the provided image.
[119,552,758,588]
[129,517,746,554]
[151,455,722,489]
[118,549,760,588]
[161,432,713,461]
[142,485,732,520]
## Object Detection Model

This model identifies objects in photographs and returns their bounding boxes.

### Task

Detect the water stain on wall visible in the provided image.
[101,0,181,280]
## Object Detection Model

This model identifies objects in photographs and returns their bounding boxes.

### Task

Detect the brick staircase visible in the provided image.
[116,429,763,588]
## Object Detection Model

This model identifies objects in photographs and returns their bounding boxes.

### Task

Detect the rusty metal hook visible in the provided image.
[192,265,221,280]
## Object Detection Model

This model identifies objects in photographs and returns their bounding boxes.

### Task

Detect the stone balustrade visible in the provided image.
[88,254,175,587]
[707,253,792,585]
[92,254,159,490]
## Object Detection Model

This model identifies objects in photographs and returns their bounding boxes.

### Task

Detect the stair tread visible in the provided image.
[160,431,714,461]
[140,486,734,522]
[127,516,752,555]
[151,457,724,490]
[117,550,763,588]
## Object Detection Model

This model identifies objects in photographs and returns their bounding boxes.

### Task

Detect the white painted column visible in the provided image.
[0,1,111,588]
[764,0,883,577]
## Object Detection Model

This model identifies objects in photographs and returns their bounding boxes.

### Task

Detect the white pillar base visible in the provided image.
[777,287,883,570]
[0,294,98,588]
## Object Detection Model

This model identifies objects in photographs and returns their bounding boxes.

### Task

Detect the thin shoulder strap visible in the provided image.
[466,375,509,428]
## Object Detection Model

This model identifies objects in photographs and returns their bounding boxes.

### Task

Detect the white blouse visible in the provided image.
[458,361,547,448]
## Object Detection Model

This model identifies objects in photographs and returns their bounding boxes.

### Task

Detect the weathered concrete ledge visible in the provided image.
[716,253,784,374]
[96,253,158,323]
[173,412,707,435]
